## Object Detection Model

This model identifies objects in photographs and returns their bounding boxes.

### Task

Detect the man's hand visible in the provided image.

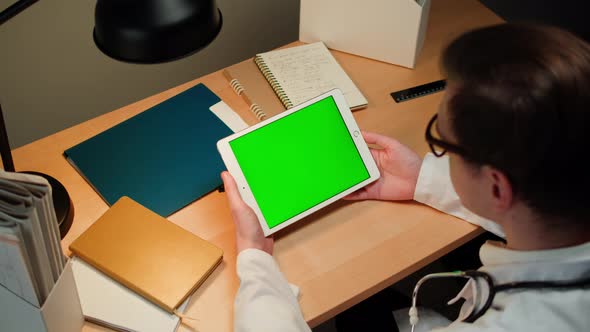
[345,131,423,201]
[222,171,274,255]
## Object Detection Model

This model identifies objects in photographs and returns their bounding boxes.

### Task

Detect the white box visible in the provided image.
[0,261,84,332]
[300,0,431,68]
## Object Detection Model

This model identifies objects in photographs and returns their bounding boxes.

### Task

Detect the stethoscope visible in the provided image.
[409,270,590,332]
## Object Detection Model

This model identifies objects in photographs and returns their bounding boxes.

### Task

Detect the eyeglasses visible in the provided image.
[425,113,470,158]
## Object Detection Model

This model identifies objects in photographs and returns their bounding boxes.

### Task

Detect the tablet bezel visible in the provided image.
[217,89,380,236]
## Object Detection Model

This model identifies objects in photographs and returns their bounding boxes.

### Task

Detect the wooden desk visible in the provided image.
[12,0,501,330]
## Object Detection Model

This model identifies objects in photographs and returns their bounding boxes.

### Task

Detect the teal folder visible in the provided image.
[64,84,233,216]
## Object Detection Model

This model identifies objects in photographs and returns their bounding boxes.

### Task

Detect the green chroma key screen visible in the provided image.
[229,96,370,228]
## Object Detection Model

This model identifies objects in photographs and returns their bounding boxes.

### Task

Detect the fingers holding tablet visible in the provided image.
[222,171,274,254]
[344,131,422,202]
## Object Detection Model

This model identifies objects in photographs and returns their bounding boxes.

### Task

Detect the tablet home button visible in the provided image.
[353,130,360,137]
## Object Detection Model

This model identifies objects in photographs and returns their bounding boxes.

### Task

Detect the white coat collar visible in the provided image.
[448,240,590,321]
[478,240,590,284]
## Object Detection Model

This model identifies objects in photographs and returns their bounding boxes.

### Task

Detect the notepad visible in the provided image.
[254,42,368,110]
[69,196,223,314]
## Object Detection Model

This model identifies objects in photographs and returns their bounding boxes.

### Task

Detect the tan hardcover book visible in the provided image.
[69,196,223,314]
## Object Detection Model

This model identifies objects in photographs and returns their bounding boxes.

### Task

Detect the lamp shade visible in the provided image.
[94,0,222,63]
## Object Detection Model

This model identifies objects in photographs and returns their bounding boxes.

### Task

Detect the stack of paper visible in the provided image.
[0,171,65,307]
[71,257,190,332]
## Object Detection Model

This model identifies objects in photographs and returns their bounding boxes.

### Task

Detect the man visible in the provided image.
[221,23,590,332]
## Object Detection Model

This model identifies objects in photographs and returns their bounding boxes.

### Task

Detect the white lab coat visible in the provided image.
[234,154,590,332]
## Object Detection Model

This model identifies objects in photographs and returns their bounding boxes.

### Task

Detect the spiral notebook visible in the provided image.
[223,60,286,124]
[253,42,367,112]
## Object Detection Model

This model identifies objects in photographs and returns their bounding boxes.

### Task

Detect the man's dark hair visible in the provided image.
[441,23,590,225]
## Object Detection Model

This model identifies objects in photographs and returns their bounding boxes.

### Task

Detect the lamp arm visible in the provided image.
[0,104,15,172]
[0,0,39,25]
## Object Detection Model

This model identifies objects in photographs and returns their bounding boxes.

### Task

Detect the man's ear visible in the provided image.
[482,165,514,212]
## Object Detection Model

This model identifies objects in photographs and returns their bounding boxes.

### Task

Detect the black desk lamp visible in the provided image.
[94,0,222,64]
[0,0,222,237]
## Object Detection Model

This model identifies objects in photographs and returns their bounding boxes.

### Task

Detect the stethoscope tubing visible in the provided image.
[462,271,590,323]
[411,270,590,326]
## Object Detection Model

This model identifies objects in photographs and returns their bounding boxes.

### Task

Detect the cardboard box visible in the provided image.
[0,261,84,332]
[300,0,431,68]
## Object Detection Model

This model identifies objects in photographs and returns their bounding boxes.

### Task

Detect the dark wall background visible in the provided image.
[0,0,586,149]
[480,0,587,41]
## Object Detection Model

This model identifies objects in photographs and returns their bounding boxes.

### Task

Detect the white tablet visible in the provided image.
[217,89,380,236]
